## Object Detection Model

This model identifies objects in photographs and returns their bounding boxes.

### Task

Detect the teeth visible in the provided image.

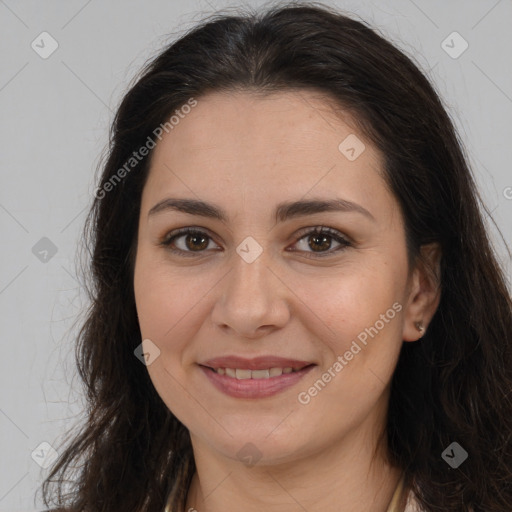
[225,368,236,378]
[214,367,298,379]
[252,369,270,379]
[235,369,252,379]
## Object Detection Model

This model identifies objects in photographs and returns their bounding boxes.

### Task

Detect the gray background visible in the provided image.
[0,0,511,510]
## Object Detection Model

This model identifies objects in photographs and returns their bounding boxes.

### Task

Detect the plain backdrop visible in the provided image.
[0,0,511,510]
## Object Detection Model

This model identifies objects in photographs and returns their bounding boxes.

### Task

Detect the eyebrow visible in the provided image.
[148,197,375,223]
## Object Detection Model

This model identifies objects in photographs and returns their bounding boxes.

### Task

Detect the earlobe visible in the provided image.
[402,243,442,342]
[414,321,425,336]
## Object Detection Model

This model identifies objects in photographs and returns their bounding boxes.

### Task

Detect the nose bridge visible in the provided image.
[211,237,289,335]
[226,240,273,306]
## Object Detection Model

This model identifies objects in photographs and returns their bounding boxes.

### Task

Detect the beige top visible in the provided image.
[386,474,424,512]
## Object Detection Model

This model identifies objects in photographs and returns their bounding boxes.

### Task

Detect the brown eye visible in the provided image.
[161,228,219,256]
[290,226,351,258]
[183,232,209,251]
[160,226,350,259]
[308,232,333,252]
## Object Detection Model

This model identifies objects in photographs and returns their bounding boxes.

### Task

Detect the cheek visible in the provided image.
[304,263,403,336]
[297,269,405,413]
[133,249,219,357]
[133,254,204,417]
[135,267,193,339]
[134,244,174,336]
[304,267,406,400]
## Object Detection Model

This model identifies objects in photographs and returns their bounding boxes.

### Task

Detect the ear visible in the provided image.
[402,242,442,342]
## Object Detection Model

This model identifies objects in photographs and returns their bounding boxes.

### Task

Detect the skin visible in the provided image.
[133,90,441,512]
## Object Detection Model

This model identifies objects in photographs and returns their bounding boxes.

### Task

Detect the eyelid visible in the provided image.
[159,226,221,257]
[288,225,352,258]
[293,225,352,244]
[160,226,216,244]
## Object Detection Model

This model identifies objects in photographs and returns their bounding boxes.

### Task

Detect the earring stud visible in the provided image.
[415,321,425,334]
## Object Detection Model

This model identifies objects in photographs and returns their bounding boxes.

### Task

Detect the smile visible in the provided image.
[199,363,316,398]
[209,367,302,378]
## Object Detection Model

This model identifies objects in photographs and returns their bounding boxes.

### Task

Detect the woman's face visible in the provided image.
[133,90,425,465]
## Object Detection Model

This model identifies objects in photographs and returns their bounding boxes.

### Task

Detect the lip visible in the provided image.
[200,355,314,371]
[198,359,316,399]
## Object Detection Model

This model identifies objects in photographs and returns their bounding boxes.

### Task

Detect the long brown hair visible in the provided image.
[41,2,512,511]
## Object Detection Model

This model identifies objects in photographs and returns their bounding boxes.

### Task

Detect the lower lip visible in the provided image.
[199,365,316,399]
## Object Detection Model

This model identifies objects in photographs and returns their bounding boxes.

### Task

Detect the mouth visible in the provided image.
[201,365,312,379]
[198,356,316,398]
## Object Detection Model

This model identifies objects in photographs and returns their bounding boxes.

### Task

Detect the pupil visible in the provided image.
[310,234,330,251]
[187,234,208,250]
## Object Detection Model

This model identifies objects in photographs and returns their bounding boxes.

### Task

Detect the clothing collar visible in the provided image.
[386,473,408,512]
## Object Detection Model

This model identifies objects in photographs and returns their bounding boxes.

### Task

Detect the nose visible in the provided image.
[210,245,291,339]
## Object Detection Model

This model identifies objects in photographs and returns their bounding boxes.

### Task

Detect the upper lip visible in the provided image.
[199,356,315,371]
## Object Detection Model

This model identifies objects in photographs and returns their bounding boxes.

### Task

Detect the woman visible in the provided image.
[41,2,512,511]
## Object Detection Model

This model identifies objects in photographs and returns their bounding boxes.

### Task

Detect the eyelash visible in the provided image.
[159,226,352,259]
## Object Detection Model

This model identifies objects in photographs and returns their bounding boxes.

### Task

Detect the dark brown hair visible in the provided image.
[41,2,512,511]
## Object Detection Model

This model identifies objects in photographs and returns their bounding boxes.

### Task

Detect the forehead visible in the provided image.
[153,89,372,165]
[142,90,395,223]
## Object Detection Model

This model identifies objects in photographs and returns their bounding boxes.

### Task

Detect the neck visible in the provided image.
[184,427,402,512]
